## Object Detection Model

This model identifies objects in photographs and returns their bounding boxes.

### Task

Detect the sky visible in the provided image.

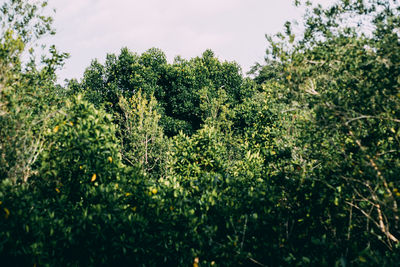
[44,0,333,82]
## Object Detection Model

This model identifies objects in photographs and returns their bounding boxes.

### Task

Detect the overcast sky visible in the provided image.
[45,0,333,82]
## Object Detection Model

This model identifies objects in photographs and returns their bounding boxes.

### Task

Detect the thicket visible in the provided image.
[0,0,399,266]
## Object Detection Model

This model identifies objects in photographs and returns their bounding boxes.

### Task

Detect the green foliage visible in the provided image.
[254,0,400,264]
[0,0,67,182]
[159,50,252,135]
[80,47,167,111]
[118,90,169,177]
[77,47,253,136]
[35,95,123,201]
[0,0,55,44]
[2,0,400,266]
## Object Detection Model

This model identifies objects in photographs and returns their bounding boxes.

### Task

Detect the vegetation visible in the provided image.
[0,0,399,266]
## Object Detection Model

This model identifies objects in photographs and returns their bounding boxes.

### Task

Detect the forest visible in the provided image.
[0,0,399,266]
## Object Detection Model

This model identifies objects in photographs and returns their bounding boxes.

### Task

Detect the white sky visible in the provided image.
[45,0,333,82]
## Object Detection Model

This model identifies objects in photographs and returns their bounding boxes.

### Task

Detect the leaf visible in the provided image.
[4,208,10,219]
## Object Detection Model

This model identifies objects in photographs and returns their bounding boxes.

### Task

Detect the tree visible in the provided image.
[0,0,67,182]
[78,48,253,136]
[79,48,167,111]
[118,90,169,177]
[159,50,252,135]
[255,0,400,263]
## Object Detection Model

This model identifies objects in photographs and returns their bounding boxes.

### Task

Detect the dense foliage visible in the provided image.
[1,0,399,266]
[74,47,254,136]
